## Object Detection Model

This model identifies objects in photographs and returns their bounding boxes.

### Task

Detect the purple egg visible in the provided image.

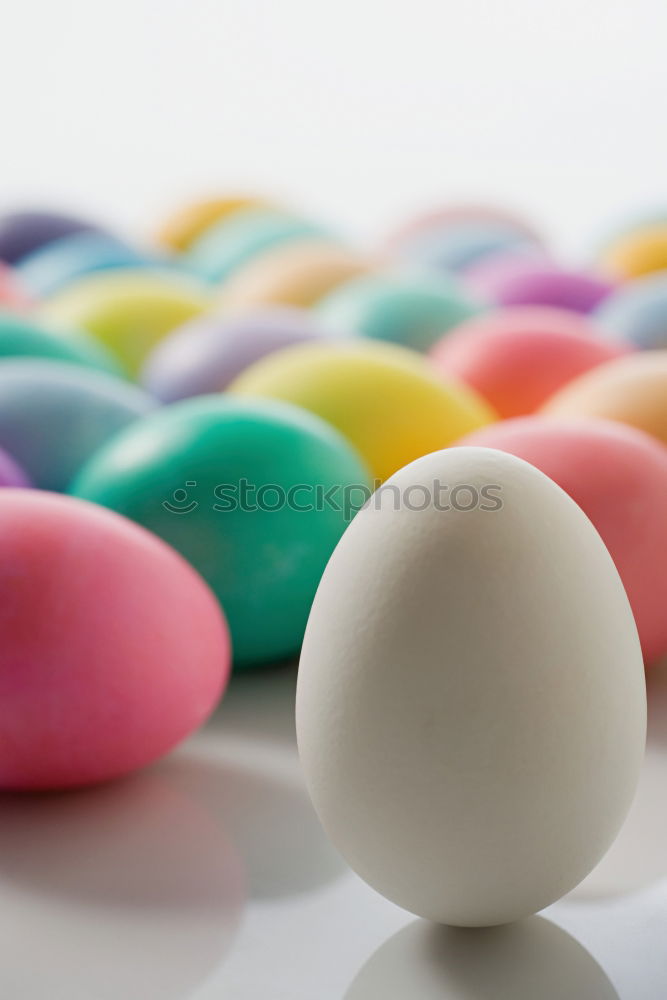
[141,307,326,402]
[0,211,102,265]
[464,254,614,314]
[0,447,30,487]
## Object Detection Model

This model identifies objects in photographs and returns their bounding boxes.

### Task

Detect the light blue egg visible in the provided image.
[17,232,152,298]
[0,359,155,490]
[316,273,481,352]
[183,208,329,284]
[594,274,667,349]
[398,221,534,273]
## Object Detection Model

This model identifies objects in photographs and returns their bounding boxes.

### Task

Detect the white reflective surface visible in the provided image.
[1,660,666,999]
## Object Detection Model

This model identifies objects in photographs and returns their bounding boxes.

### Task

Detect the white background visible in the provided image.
[1,0,666,255]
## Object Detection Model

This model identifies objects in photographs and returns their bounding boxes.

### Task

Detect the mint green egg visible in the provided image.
[0,310,123,375]
[316,273,481,352]
[70,396,370,667]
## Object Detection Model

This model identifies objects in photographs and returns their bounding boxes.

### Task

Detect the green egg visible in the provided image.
[0,310,123,375]
[70,395,370,668]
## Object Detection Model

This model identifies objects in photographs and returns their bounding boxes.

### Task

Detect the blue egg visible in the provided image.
[0,360,155,490]
[183,209,328,284]
[594,274,667,349]
[398,221,534,273]
[17,231,152,298]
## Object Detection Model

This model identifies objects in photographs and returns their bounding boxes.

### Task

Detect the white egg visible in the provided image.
[296,446,646,927]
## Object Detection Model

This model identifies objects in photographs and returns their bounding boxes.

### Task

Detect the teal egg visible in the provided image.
[0,310,123,375]
[70,396,370,668]
[17,232,150,299]
[183,209,328,285]
[316,273,481,352]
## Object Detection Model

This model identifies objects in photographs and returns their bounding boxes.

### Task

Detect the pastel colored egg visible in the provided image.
[141,307,324,402]
[385,204,543,256]
[541,351,667,446]
[464,256,614,313]
[0,263,29,308]
[396,221,537,273]
[0,360,155,490]
[229,340,495,481]
[71,396,370,667]
[0,489,230,790]
[17,231,150,299]
[218,240,368,311]
[157,195,269,252]
[459,416,667,665]
[0,446,29,487]
[41,270,210,375]
[0,210,103,264]
[430,307,629,419]
[315,273,480,353]
[601,224,667,279]
[184,209,328,284]
[594,273,667,349]
[0,310,122,375]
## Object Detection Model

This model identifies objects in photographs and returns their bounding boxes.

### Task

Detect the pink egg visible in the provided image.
[0,262,29,308]
[430,307,630,418]
[458,416,667,665]
[464,255,614,314]
[0,490,231,789]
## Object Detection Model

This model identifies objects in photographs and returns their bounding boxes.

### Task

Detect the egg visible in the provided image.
[0,263,28,308]
[0,446,29,487]
[459,416,667,664]
[0,310,121,374]
[217,239,368,311]
[464,256,613,313]
[0,489,230,789]
[601,224,667,279]
[156,195,269,252]
[296,446,646,926]
[542,351,667,446]
[0,360,154,490]
[430,306,629,418]
[384,204,542,259]
[141,307,324,402]
[41,270,210,375]
[594,272,667,349]
[70,396,370,667]
[315,272,480,352]
[229,340,495,481]
[0,210,103,264]
[17,231,150,299]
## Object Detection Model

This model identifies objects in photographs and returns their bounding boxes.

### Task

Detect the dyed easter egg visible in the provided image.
[0,210,102,264]
[71,396,370,667]
[184,209,327,284]
[0,489,230,790]
[315,273,480,353]
[0,447,29,487]
[0,360,154,490]
[397,221,537,273]
[297,447,645,926]
[142,307,324,402]
[465,256,613,313]
[459,416,667,664]
[0,310,121,374]
[218,240,368,311]
[0,263,28,308]
[430,307,629,419]
[542,352,667,446]
[594,273,667,349]
[157,195,269,252]
[41,271,209,375]
[229,340,494,482]
[17,231,150,299]
[601,224,667,279]
[385,204,542,256]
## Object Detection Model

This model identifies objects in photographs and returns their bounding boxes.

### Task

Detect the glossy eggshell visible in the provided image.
[465,257,614,313]
[0,447,29,487]
[141,307,324,402]
[70,396,371,667]
[0,211,102,264]
[41,271,210,375]
[594,273,667,349]
[217,240,368,311]
[0,360,155,490]
[229,340,495,482]
[315,273,480,352]
[156,195,269,252]
[0,489,230,790]
[17,231,150,299]
[296,447,646,926]
[0,310,122,375]
[430,307,630,418]
[459,416,667,664]
[541,351,667,446]
[601,224,667,279]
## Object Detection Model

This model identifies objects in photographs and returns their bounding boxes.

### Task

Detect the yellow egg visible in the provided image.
[217,240,368,312]
[602,225,667,279]
[41,271,209,376]
[156,196,269,252]
[229,340,495,481]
